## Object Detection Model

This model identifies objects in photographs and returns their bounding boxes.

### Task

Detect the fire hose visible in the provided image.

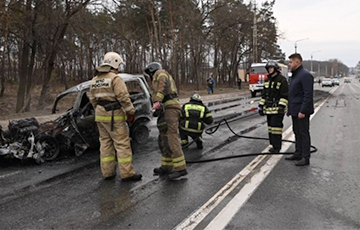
[184,118,318,163]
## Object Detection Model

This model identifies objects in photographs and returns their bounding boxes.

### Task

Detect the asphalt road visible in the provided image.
[1,79,360,229]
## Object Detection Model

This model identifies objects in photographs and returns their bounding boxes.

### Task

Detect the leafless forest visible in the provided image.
[0,0,291,113]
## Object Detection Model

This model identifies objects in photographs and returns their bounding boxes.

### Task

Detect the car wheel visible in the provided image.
[36,135,60,161]
[251,92,256,97]
[131,123,150,145]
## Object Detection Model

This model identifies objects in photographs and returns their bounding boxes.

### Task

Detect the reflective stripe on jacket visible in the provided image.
[259,73,288,115]
[179,100,213,133]
[88,72,135,122]
[152,69,180,108]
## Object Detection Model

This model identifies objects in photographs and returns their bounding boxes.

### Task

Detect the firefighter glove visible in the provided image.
[126,114,135,123]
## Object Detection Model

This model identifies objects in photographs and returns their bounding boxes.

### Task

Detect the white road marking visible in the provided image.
[203,92,330,230]
[176,89,332,230]
[174,155,267,230]
[204,154,288,230]
[329,86,338,94]
[204,137,292,230]
[0,171,21,179]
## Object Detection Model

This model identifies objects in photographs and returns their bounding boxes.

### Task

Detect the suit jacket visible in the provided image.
[287,65,314,116]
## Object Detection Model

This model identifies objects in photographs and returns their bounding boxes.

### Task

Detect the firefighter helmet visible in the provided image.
[191,93,202,102]
[144,62,162,79]
[265,60,280,73]
[96,52,124,72]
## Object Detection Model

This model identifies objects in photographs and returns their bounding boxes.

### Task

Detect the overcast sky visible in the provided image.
[259,0,360,67]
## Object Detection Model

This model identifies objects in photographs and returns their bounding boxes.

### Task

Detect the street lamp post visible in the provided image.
[311,50,321,72]
[294,38,309,53]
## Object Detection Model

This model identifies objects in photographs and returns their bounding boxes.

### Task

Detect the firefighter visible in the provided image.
[179,94,213,149]
[144,62,187,180]
[258,60,289,153]
[88,52,142,182]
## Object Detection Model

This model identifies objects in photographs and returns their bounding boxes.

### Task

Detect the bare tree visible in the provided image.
[0,0,10,97]
[37,0,90,109]
[2,0,337,115]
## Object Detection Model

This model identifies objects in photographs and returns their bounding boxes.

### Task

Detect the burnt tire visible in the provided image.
[37,136,60,161]
[131,123,150,145]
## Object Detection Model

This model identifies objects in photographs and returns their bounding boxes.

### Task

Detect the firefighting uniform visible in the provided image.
[259,73,289,150]
[152,69,187,172]
[179,99,213,147]
[88,72,137,179]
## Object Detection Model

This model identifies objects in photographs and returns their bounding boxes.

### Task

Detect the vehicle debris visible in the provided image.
[0,118,58,163]
[0,73,153,164]
[51,73,152,146]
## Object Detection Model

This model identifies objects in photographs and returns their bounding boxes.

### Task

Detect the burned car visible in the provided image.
[50,73,153,154]
[0,73,152,163]
[0,119,59,163]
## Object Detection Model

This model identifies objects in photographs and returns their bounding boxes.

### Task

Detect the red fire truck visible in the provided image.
[248,62,289,97]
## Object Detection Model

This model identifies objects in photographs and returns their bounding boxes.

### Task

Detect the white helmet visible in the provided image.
[191,93,202,102]
[96,52,124,72]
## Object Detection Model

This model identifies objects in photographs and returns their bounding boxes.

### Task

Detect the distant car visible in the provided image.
[332,78,340,86]
[344,77,351,83]
[321,78,333,87]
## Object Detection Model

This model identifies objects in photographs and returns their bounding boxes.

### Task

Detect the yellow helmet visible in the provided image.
[96,52,124,72]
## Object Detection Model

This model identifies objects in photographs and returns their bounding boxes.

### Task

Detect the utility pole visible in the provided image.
[325,64,328,76]
[253,0,258,62]
[311,50,321,72]
[294,38,309,53]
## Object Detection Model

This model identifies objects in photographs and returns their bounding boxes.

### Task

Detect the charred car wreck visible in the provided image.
[0,74,152,163]
[0,118,59,163]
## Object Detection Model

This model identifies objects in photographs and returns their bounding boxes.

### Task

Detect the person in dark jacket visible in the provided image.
[179,94,213,149]
[285,53,314,166]
[207,76,215,94]
[258,60,288,153]
[237,77,242,89]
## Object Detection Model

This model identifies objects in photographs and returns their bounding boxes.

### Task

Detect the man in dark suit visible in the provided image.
[286,53,314,166]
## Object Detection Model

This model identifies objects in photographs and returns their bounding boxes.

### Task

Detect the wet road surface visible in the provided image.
[1,81,359,229]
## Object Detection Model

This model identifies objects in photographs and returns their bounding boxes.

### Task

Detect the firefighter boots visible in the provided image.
[104,175,116,180]
[168,170,188,180]
[121,173,143,182]
[153,167,172,175]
